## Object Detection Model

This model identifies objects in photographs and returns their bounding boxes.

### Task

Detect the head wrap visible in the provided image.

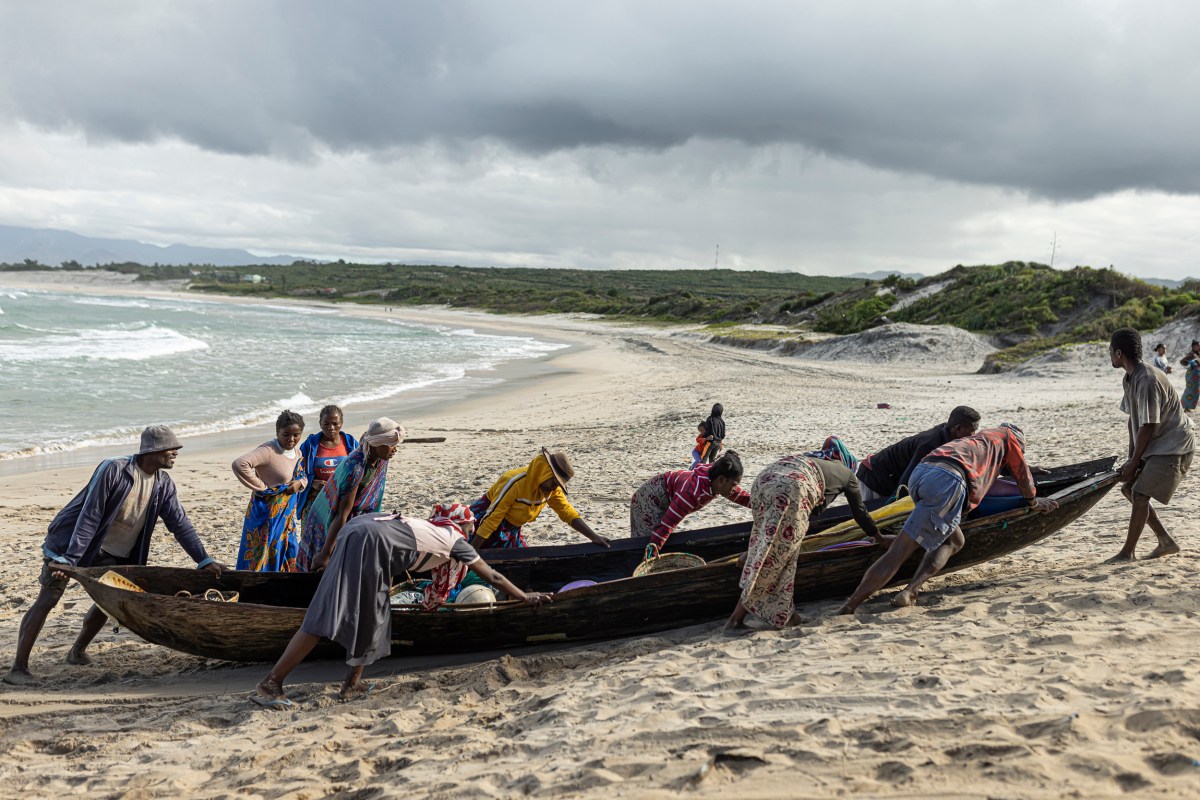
[804,435,859,472]
[422,502,478,611]
[428,502,475,536]
[360,417,406,452]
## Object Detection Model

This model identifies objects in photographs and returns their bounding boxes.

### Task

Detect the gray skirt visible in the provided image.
[299,514,422,666]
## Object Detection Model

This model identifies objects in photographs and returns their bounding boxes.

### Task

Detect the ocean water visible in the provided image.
[0,286,565,459]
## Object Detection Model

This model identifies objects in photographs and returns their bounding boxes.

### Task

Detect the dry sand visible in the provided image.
[2,274,1200,798]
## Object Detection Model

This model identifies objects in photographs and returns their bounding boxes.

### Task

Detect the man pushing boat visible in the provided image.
[4,426,229,685]
[837,423,1058,614]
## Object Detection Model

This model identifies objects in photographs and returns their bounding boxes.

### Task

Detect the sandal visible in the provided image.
[250,694,294,710]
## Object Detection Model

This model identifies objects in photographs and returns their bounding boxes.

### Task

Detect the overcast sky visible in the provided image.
[0,1,1197,277]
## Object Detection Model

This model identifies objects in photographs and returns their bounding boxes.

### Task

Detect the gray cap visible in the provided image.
[138,425,183,454]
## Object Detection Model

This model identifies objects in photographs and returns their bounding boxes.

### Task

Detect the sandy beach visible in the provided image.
[2,272,1200,798]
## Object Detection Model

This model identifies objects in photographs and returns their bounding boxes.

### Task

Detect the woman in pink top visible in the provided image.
[232,410,308,571]
[630,451,750,558]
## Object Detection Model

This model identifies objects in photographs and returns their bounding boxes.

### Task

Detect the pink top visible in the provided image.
[232,440,308,493]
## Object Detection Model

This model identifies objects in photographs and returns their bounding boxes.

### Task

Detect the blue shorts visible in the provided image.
[902,463,967,552]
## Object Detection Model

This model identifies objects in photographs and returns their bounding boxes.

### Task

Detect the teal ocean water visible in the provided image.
[0,285,564,459]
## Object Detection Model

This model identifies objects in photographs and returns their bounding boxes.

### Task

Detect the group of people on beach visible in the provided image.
[5,328,1193,708]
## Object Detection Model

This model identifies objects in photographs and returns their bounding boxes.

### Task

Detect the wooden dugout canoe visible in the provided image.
[62,460,1119,663]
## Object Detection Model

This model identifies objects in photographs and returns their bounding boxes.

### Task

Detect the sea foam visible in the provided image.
[0,323,209,362]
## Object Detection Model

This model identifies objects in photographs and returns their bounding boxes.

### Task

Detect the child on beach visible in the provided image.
[690,421,710,469]
[702,403,726,465]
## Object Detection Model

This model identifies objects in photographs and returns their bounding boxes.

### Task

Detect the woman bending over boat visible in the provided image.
[298,417,403,571]
[253,504,551,706]
[232,410,308,572]
[468,448,609,549]
[725,450,885,632]
[631,451,750,558]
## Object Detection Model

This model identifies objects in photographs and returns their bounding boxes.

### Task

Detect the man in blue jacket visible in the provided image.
[4,425,228,685]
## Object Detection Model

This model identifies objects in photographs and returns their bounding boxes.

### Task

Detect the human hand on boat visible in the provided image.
[521,591,553,607]
[588,532,612,549]
[202,561,230,578]
[1031,497,1059,514]
[872,533,897,546]
[1118,460,1140,484]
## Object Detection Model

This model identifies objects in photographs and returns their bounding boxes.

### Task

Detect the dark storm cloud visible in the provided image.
[1,1,1197,199]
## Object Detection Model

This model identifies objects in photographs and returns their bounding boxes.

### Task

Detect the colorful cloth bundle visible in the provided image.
[804,435,859,472]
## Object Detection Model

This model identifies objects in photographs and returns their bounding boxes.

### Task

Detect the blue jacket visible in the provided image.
[42,456,213,568]
[296,430,361,511]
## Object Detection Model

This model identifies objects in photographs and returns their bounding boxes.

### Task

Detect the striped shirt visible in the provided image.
[651,463,751,546]
[923,427,1035,512]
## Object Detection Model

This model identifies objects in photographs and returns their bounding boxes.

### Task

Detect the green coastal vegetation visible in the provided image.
[3,258,1197,371]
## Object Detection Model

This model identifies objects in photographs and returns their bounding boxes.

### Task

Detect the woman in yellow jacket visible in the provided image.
[467,448,610,549]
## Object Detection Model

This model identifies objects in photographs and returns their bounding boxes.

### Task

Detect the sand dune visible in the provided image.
[1,282,1198,798]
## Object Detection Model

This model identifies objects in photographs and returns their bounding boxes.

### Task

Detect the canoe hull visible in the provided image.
[69,468,1119,663]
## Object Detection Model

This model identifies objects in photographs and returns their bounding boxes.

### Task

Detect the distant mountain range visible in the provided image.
[0,224,302,267]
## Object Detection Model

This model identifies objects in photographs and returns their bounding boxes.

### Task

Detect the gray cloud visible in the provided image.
[2,1,1198,200]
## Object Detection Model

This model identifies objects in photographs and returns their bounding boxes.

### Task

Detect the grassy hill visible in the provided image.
[5,258,1196,370]
[179,263,865,324]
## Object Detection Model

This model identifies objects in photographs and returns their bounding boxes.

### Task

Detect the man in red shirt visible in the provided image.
[837,423,1057,614]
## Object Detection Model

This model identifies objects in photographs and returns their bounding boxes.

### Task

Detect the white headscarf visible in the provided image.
[360,417,406,452]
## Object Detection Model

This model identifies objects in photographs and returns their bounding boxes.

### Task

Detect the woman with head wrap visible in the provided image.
[252,503,551,707]
[724,446,884,633]
[299,417,405,572]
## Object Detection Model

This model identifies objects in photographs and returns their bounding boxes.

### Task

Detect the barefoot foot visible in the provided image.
[65,649,93,666]
[1147,540,1181,559]
[1105,552,1136,563]
[891,589,918,608]
[2,668,37,686]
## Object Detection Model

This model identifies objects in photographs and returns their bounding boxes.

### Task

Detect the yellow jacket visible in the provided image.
[475,453,581,541]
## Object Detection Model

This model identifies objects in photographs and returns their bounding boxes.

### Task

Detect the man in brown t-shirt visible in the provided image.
[1109,328,1196,561]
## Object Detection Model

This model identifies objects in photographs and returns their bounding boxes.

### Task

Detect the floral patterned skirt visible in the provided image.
[629,474,672,540]
[739,455,824,628]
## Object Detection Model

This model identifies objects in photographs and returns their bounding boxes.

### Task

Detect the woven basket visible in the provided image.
[632,552,706,577]
[173,588,241,602]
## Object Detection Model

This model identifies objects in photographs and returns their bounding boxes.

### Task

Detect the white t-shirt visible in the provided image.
[101,466,156,558]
